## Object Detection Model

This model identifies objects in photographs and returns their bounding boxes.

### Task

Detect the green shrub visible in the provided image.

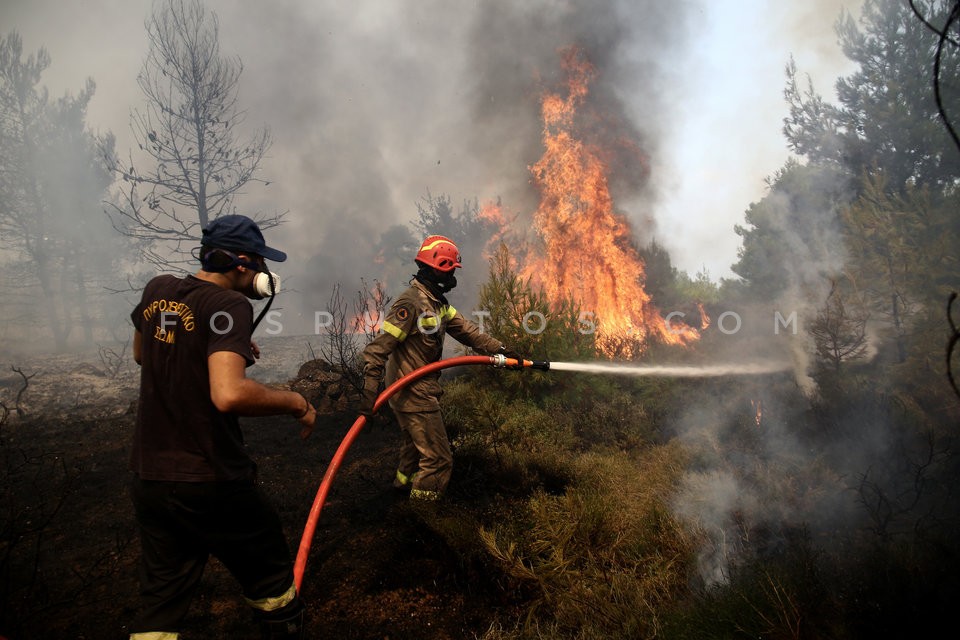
[541,384,654,451]
[443,379,578,453]
[442,378,577,500]
[476,243,594,358]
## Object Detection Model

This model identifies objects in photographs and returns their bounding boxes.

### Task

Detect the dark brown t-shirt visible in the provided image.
[130,275,256,481]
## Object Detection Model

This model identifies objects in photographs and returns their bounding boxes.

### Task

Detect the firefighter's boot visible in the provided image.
[256,598,305,640]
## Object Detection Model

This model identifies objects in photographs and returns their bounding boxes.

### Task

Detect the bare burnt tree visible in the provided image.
[355,278,389,343]
[104,0,275,272]
[0,366,35,430]
[906,0,960,399]
[97,340,130,380]
[317,280,390,393]
[948,293,960,397]
[855,425,951,542]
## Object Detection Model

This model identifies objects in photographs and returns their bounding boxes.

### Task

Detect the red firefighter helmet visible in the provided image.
[415,235,462,272]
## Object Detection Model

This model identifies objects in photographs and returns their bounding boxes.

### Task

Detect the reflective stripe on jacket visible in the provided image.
[362,279,503,411]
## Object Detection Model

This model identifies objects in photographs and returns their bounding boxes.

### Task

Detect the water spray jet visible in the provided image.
[546,361,791,377]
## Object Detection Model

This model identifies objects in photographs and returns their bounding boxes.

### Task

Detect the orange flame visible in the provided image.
[516,47,697,356]
[750,399,763,428]
[477,199,518,260]
[698,302,711,330]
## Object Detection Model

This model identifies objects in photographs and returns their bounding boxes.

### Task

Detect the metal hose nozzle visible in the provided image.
[490,354,550,370]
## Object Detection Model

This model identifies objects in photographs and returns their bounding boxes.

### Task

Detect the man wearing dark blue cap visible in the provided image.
[128,214,315,639]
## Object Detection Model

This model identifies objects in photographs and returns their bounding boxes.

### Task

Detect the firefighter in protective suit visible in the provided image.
[360,235,522,501]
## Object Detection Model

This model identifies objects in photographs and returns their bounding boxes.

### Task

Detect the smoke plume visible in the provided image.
[175,0,695,333]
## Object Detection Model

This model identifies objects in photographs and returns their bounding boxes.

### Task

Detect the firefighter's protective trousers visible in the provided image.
[393,408,449,498]
[362,279,503,499]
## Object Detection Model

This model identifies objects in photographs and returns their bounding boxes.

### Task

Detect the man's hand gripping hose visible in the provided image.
[292,354,548,591]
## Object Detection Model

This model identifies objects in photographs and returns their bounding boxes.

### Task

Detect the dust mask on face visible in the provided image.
[252,270,280,299]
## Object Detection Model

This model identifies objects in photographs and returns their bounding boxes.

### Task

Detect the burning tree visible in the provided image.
[104,0,275,272]
[478,242,596,366]
[495,48,698,358]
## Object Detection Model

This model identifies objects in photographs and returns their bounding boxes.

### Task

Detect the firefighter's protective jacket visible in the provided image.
[362,279,503,411]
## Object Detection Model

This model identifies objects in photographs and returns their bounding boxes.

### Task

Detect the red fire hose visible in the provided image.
[293,354,549,590]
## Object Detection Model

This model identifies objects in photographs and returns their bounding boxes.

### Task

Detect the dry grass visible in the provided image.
[478,441,698,638]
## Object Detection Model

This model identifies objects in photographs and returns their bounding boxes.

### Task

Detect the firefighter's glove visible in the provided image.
[358,376,380,417]
[498,346,525,368]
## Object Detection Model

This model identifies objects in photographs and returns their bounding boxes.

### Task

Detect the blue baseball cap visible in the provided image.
[201,215,287,262]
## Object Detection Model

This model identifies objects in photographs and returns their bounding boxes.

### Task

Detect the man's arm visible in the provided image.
[208,351,316,435]
[133,330,142,365]
[446,312,504,354]
[358,331,401,416]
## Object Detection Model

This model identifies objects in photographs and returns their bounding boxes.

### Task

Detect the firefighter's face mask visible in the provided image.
[242,255,280,300]
[437,270,457,292]
[251,269,280,299]
[246,262,280,331]
[418,265,457,293]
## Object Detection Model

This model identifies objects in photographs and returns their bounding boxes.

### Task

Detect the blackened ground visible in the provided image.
[0,403,519,639]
